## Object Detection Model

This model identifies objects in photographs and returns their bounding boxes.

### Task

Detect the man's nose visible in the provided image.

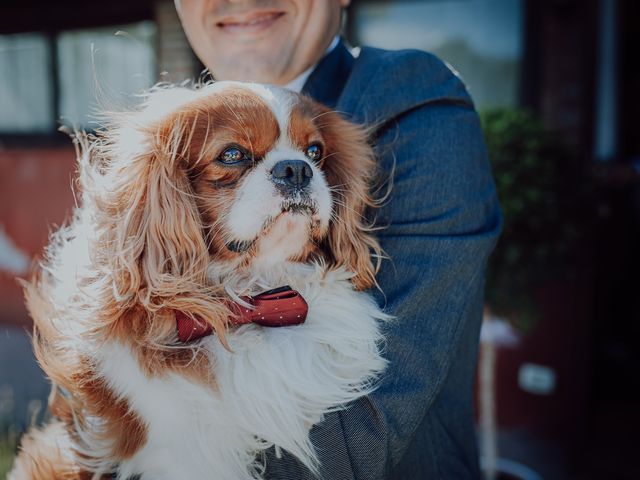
[271,160,313,189]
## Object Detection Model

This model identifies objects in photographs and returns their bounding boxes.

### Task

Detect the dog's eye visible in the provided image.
[305,144,323,162]
[218,146,249,165]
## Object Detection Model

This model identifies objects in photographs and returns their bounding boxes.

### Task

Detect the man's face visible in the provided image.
[177,0,350,85]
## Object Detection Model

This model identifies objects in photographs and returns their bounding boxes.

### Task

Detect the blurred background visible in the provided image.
[0,0,638,478]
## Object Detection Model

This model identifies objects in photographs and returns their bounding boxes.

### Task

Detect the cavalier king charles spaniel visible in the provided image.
[10,82,387,480]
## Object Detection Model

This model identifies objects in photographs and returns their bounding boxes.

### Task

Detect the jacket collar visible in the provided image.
[302,39,355,109]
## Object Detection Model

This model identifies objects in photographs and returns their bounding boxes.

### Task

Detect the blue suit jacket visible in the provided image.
[264,41,501,479]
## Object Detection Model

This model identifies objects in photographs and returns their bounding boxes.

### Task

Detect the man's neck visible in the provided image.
[284,36,341,93]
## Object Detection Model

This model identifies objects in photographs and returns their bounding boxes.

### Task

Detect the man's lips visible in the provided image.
[216,11,285,34]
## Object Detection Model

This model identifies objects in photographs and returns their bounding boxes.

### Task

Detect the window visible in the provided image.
[0,21,156,136]
[352,0,525,108]
[0,34,53,133]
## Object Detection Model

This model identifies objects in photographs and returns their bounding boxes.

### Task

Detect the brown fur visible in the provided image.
[9,421,95,480]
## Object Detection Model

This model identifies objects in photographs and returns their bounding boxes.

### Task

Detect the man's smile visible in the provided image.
[216,10,286,35]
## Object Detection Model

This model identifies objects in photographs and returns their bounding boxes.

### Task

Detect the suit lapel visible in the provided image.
[302,39,355,109]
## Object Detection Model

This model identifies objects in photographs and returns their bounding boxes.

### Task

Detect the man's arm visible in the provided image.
[265,56,501,479]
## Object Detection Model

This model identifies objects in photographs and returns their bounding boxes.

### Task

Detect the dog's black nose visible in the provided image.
[271,160,313,189]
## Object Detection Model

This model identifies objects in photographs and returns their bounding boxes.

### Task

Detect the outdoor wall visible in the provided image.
[0,148,76,326]
[155,0,200,82]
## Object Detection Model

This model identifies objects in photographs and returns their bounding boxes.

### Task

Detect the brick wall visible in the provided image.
[154,0,201,82]
[0,148,76,326]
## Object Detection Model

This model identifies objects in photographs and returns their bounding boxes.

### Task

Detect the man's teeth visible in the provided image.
[225,13,279,27]
[247,15,274,25]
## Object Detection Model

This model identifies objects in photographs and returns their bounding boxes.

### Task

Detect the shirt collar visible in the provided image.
[284,36,340,93]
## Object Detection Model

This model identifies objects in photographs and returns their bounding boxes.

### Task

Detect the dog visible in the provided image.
[10,81,388,480]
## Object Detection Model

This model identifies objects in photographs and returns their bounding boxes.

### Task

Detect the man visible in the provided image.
[176,1,501,478]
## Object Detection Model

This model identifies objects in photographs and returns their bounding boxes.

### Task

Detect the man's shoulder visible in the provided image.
[356,46,451,79]
[338,45,473,124]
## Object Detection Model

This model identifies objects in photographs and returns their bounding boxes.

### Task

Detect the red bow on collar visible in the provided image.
[176,286,308,343]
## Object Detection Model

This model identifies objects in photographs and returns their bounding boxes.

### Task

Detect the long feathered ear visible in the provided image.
[316,110,383,291]
[93,104,230,341]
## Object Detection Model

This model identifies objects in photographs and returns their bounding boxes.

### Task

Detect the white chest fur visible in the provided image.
[96,266,387,480]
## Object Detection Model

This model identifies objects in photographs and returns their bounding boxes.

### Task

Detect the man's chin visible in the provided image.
[207,47,295,84]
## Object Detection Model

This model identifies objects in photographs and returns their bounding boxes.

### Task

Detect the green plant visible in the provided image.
[0,427,17,478]
[481,108,587,331]
[0,387,44,478]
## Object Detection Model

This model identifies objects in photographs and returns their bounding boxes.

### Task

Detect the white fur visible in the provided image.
[96,264,388,480]
[253,214,311,268]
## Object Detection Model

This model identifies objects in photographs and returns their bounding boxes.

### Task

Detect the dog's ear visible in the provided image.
[95,103,229,338]
[317,110,382,291]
